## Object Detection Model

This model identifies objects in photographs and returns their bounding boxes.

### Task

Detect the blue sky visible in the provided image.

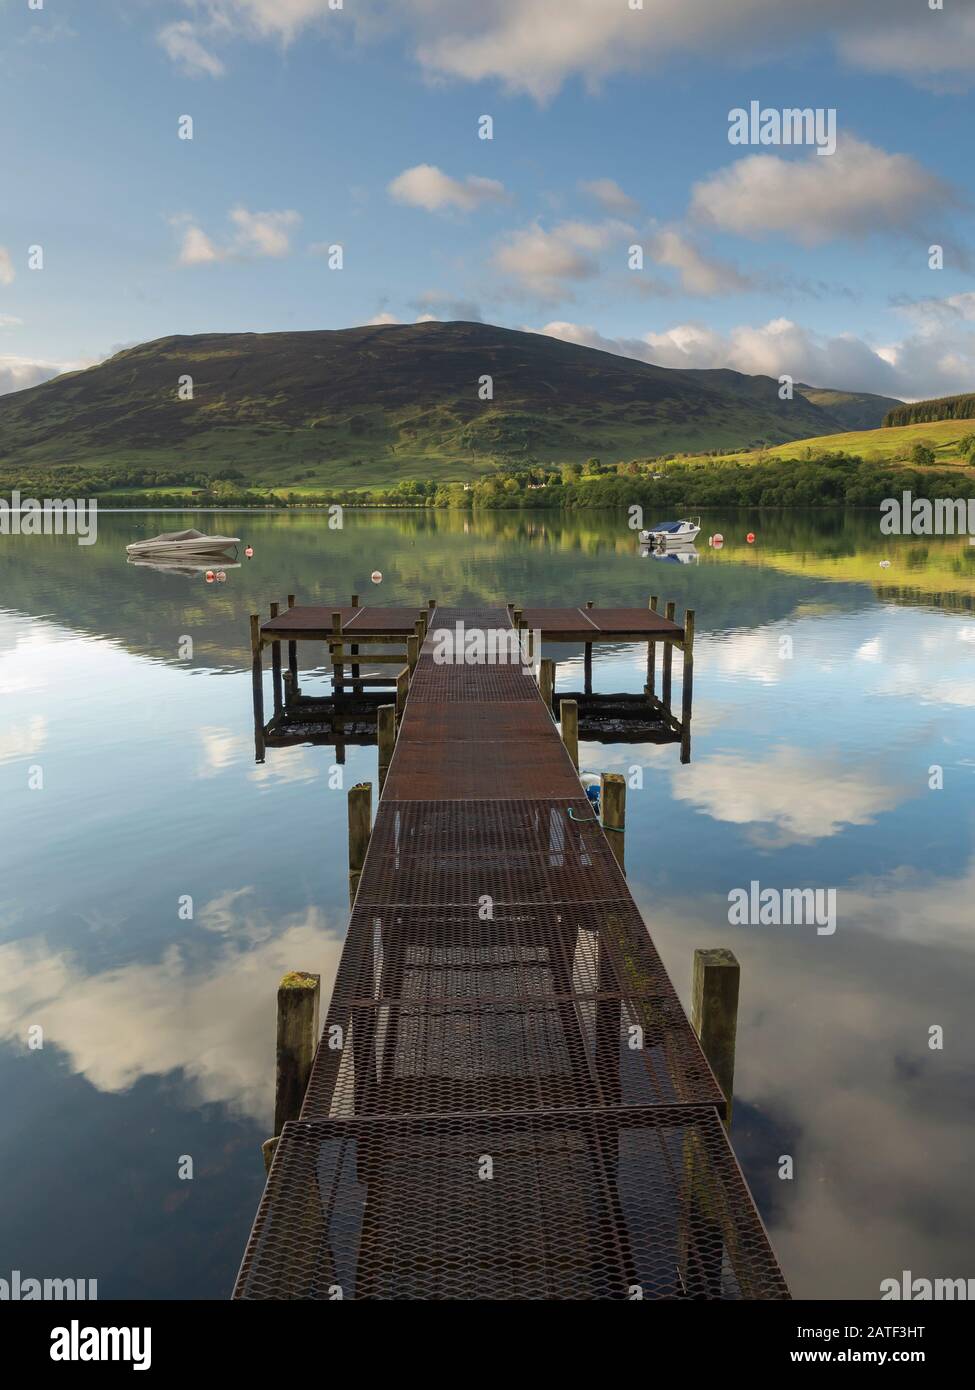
[1,0,973,400]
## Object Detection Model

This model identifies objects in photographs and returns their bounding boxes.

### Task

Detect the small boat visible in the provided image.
[125,528,240,559]
[638,517,701,546]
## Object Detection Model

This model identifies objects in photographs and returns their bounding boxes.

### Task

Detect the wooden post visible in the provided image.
[600,772,626,870]
[286,595,298,685]
[428,598,436,612]
[348,782,372,905]
[396,665,409,720]
[250,614,265,762]
[331,610,344,693]
[350,593,361,690]
[261,1136,278,1175]
[681,608,695,764]
[647,594,659,694]
[539,658,555,713]
[561,697,579,769]
[273,971,320,1136]
[663,600,676,709]
[377,704,396,791]
[513,607,523,629]
[269,602,283,717]
[418,610,428,641]
[691,948,739,1124]
[584,641,593,695]
[407,633,419,674]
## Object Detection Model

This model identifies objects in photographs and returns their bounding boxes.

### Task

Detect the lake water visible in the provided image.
[2,507,974,1299]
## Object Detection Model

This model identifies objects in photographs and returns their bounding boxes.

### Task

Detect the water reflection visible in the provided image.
[1,507,973,1298]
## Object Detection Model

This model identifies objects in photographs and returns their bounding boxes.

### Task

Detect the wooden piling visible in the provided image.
[691,948,740,1124]
[561,698,579,769]
[250,614,265,762]
[331,610,344,692]
[647,595,659,693]
[428,598,436,611]
[273,971,320,1136]
[407,633,419,674]
[262,1136,279,1175]
[396,665,410,720]
[287,594,298,684]
[681,608,695,764]
[269,602,283,716]
[662,600,676,709]
[348,781,372,905]
[600,772,626,870]
[377,704,396,791]
[539,658,555,713]
[350,594,361,690]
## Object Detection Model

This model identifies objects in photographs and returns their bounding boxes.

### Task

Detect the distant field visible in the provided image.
[708,418,975,469]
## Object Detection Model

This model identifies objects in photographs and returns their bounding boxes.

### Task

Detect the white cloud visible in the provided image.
[228,206,300,256]
[649,228,751,295]
[0,247,14,286]
[388,164,507,214]
[492,218,632,299]
[157,20,226,77]
[162,3,972,98]
[672,747,905,845]
[578,178,640,216]
[691,136,958,247]
[838,12,975,90]
[0,315,23,328]
[367,311,400,325]
[0,355,72,396]
[177,224,222,266]
[171,208,301,264]
[533,306,975,400]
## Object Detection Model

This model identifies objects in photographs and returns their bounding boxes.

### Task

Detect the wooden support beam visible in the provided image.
[600,772,626,871]
[273,971,320,1136]
[662,600,676,709]
[250,615,265,762]
[285,595,298,684]
[396,665,410,720]
[269,602,283,716]
[428,598,436,611]
[560,698,579,769]
[331,610,344,691]
[691,948,739,1124]
[377,704,396,790]
[348,782,372,906]
[539,658,555,713]
[681,608,695,764]
[407,633,419,674]
[647,595,659,693]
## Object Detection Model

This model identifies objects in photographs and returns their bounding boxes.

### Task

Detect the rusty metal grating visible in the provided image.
[383,737,583,800]
[300,992,724,1118]
[234,1107,789,1300]
[235,604,789,1300]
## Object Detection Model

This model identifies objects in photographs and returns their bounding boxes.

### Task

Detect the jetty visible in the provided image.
[233,600,789,1300]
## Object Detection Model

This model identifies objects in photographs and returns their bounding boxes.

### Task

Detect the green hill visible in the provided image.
[0,321,902,490]
[884,391,975,428]
[709,416,975,468]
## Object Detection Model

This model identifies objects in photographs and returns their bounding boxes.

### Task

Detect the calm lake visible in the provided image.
[2,507,974,1299]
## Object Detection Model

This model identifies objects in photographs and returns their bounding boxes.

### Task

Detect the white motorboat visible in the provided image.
[638,517,701,546]
[125,528,240,559]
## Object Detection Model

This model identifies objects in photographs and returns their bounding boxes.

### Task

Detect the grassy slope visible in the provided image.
[0,321,901,489]
[709,417,975,469]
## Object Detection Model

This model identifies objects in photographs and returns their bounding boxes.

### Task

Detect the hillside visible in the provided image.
[710,417,975,468]
[0,321,902,489]
[884,391,975,428]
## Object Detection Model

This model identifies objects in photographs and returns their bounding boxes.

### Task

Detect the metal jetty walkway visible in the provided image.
[234,605,789,1300]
